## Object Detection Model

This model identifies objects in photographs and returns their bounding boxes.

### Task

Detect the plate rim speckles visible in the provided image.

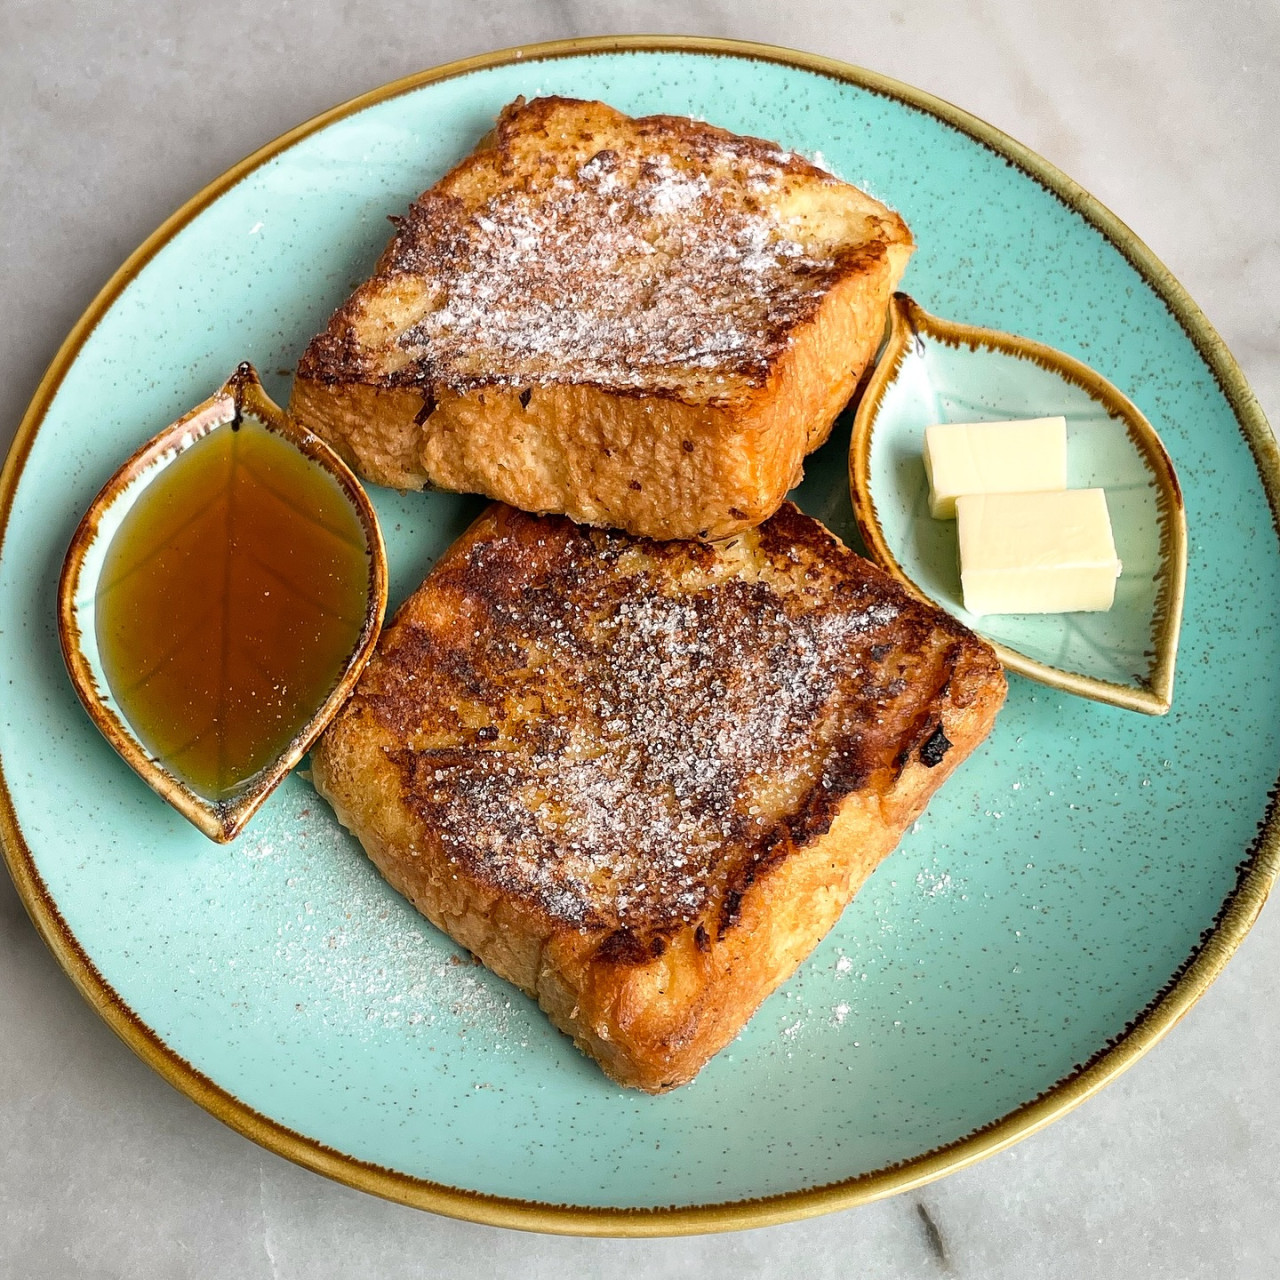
[0,35,1278,1236]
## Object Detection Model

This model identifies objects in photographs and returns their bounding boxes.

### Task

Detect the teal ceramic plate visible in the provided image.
[1,38,1277,1235]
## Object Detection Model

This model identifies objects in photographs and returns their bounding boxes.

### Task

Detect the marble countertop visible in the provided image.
[2,2,1277,1276]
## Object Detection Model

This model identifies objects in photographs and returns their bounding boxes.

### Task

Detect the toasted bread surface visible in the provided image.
[292,97,913,538]
[311,503,1005,1091]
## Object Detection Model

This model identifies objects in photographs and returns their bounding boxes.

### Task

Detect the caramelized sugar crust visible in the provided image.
[291,97,914,541]
[333,503,1000,946]
[298,96,912,404]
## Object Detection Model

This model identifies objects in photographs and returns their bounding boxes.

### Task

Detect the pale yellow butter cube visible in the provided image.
[956,489,1122,616]
[924,417,1067,518]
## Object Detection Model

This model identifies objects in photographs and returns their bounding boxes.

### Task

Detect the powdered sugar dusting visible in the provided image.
[420,580,836,928]
[233,786,532,1047]
[385,124,852,395]
[915,867,955,898]
[346,505,968,937]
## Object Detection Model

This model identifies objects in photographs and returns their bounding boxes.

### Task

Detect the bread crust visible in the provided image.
[311,503,1005,1091]
[291,97,913,539]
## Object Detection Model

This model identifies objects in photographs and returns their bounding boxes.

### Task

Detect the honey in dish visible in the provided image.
[95,416,371,802]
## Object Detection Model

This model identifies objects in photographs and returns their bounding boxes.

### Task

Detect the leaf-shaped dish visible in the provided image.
[850,293,1187,716]
[57,364,388,841]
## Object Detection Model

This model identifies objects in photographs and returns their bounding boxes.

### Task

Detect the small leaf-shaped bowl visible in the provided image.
[850,293,1187,715]
[57,364,388,841]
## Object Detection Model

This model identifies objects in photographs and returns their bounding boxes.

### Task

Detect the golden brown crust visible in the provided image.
[291,96,913,539]
[311,503,1005,1091]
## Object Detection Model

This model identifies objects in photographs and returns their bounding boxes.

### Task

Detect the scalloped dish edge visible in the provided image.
[849,292,1188,716]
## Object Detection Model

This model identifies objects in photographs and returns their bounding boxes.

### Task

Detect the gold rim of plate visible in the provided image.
[56,364,389,842]
[1,34,1278,1238]
[850,292,1189,717]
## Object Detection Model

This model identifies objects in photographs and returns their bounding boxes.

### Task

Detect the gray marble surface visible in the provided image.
[2,2,1277,1275]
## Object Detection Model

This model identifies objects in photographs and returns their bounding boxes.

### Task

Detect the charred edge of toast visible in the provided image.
[494,96,829,180]
[344,503,1003,967]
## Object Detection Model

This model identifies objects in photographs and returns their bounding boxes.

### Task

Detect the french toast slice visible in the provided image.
[311,503,1006,1092]
[292,97,913,540]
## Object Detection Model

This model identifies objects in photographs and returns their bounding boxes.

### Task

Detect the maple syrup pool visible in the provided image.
[94,416,372,801]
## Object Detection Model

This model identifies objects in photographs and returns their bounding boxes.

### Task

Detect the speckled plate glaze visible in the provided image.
[1,37,1277,1236]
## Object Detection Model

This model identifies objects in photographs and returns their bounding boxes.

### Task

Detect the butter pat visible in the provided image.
[924,417,1067,518]
[956,489,1122,615]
